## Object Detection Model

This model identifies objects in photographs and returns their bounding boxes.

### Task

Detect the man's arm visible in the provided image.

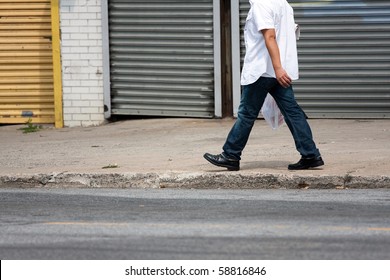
[261,28,292,88]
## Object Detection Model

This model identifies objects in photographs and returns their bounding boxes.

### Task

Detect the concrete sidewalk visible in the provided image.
[1,118,389,189]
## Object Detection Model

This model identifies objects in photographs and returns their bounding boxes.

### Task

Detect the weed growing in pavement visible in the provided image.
[102,163,119,169]
[19,118,42,134]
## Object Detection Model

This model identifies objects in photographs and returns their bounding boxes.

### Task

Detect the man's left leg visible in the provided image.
[270,84,324,170]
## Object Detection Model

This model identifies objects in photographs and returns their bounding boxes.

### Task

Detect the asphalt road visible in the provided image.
[0,188,389,260]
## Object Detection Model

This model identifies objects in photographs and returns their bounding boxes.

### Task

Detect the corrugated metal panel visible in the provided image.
[0,0,54,124]
[238,0,390,118]
[109,0,215,117]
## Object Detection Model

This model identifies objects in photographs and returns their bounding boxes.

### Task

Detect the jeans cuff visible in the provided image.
[222,152,239,162]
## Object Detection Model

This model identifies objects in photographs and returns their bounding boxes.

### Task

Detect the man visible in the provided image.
[204,0,324,171]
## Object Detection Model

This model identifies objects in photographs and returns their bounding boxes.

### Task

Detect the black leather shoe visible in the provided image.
[203,153,240,171]
[288,156,324,170]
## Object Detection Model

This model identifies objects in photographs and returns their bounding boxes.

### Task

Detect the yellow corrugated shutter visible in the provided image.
[0,0,54,124]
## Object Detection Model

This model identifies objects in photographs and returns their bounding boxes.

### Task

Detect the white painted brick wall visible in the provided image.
[60,0,105,127]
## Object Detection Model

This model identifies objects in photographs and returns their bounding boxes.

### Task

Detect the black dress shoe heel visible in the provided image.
[203,153,240,171]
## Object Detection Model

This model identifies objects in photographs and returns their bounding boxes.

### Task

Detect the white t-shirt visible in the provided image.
[241,0,299,85]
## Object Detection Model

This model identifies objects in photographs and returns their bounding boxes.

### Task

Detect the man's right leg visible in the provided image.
[204,78,271,170]
[221,77,275,161]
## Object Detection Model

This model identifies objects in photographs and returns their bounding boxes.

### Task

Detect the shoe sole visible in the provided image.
[203,154,240,171]
[288,160,325,170]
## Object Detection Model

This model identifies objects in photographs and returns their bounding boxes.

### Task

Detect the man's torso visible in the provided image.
[241,0,299,85]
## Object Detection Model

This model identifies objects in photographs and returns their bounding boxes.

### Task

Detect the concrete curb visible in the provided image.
[1,173,389,189]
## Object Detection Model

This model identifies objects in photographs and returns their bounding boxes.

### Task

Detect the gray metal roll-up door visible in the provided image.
[108,0,216,118]
[238,0,390,118]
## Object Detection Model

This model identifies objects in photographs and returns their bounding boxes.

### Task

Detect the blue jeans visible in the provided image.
[223,77,320,161]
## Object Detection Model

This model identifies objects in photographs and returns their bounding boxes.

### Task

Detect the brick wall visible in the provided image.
[59,0,105,127]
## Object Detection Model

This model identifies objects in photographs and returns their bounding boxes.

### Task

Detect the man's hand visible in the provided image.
[261,28,292,88]
[275,67,292,88]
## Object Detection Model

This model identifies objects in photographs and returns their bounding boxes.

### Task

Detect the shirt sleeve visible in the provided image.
[252,2,275,31]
